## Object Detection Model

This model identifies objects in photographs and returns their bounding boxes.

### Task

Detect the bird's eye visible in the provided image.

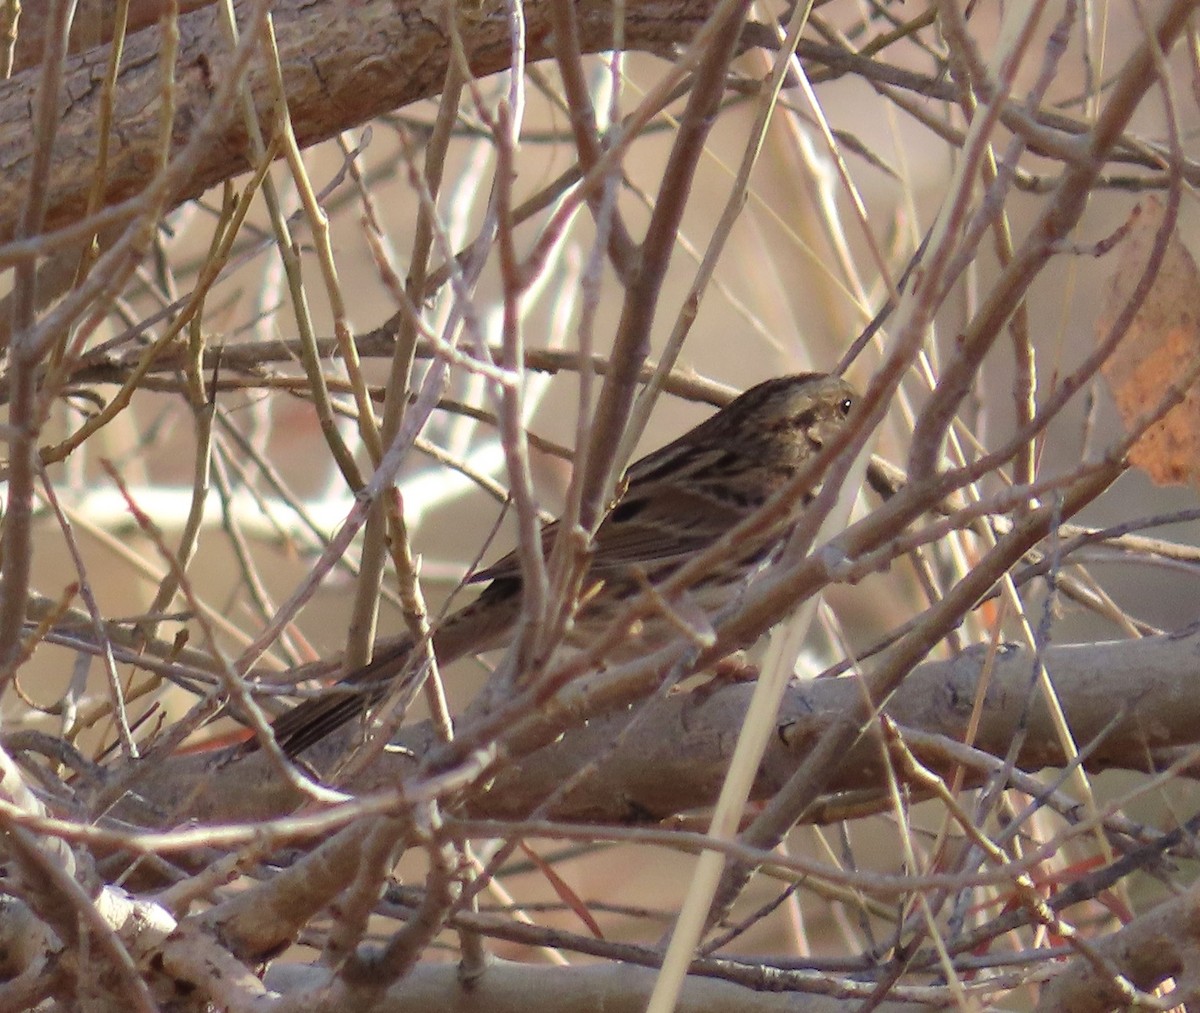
[839,397,853,416]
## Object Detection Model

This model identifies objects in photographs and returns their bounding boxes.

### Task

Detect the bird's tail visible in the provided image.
[263,637,420,758]
[247,576,523,759]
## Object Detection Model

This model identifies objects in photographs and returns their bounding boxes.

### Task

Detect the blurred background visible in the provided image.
[7,0,1200,996]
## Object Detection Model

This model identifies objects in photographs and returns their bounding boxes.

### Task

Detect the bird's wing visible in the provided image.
[468,520,562,584]
[586,484,740,572]
[471,443,746,583]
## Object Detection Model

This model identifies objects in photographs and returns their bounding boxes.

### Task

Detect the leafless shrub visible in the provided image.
[1,1,1199,1010]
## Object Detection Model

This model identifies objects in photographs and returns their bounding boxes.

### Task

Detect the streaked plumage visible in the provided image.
[261,372,856,758]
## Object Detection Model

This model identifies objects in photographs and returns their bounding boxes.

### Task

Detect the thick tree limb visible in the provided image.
[263,960,920,1012]
[143,626,1200,826]
[1035,878,1200,1012]
[0,0,721,245]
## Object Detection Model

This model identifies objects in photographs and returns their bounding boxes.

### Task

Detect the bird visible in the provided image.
[257,372,857,759]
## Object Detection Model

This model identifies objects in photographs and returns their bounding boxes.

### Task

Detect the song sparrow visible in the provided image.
[262,372,857,757]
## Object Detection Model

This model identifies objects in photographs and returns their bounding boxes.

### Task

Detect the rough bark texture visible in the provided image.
[0,0,716,243]
[141,628,1200,826]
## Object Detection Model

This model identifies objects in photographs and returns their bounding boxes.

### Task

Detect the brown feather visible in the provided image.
[253,372,856,758]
